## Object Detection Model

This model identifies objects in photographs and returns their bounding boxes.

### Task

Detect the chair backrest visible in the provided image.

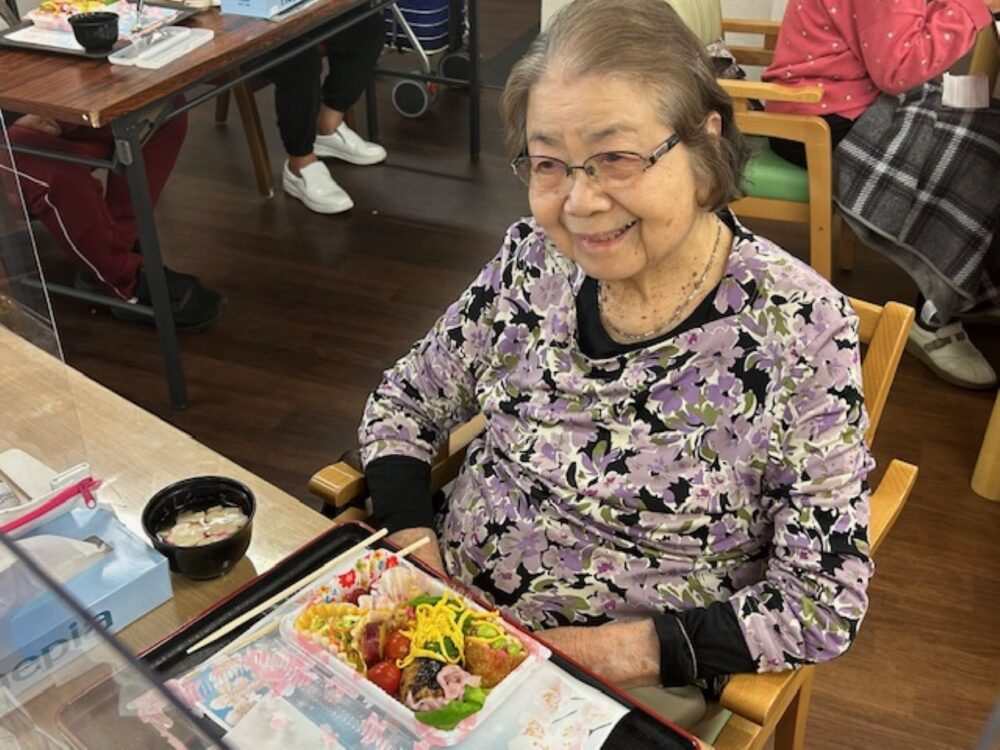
[849,298,914,447]
[968,23,1000,94]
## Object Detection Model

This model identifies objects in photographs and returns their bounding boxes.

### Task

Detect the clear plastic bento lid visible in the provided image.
[0,532,225,748]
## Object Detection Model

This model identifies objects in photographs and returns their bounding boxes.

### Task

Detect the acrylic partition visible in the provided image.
[0,110,61,357]
[0,533,225,748]
[0,110,92,507]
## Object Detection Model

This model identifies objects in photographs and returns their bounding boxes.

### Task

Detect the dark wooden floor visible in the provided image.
[31,1,1000,747]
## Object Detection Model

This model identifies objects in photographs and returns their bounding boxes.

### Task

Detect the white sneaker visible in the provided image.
[314,122,387,165]
[282,161,354,214]
[905,321,998,390]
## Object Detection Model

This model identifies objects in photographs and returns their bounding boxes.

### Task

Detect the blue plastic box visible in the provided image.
[0,506,172,698]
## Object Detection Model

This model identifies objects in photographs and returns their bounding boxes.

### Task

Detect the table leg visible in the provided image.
[111,117,188,410]
[467,0,480,161]
[365,78,379,144]
[972,391,1000,501]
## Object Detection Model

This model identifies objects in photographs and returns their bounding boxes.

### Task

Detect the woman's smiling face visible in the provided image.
[526,71,711,285]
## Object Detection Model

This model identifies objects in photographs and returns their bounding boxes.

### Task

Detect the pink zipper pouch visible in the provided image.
[0,450,101,539]
[0,477,102,538]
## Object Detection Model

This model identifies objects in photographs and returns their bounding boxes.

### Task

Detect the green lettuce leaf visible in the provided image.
[414,686,489,730]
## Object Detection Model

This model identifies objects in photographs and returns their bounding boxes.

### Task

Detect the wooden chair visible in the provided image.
[970,22,1000,92]
[662,0,838,280]
[213,72,275,199]
[307,298,918,750]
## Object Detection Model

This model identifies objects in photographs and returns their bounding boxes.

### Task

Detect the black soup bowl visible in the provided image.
[142,476,256,580]
[67,12,119,54]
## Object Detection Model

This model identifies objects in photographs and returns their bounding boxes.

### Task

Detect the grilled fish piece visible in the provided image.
[399,657,445,702]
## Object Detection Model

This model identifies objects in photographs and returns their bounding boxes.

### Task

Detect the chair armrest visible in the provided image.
[719,79,823,105]
[309,416,488,509]
[869,459,917,554]
[719,666,812,727]
[717,460,914,735]
[309,461,366,508]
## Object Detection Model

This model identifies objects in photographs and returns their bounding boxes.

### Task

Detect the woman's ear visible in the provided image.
[705,111,723,138]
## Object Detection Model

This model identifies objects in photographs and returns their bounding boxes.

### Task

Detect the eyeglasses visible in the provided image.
[510,133,681,193]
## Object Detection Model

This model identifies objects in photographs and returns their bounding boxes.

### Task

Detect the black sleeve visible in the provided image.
[653,601,757,686]
[366,455,435,533]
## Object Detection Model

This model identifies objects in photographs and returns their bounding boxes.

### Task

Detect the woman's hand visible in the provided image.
[13,115,61,136]
[535,619,661,689]
[385,526,446,575]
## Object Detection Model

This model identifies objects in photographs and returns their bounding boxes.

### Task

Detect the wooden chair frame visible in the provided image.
[716,17,837,280]
[308,299,917,750]
[214,73,275,199]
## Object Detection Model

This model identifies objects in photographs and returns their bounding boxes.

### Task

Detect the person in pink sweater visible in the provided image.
[762,0,1000,391]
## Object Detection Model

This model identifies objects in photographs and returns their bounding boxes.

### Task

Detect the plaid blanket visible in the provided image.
[834,81,1000,323]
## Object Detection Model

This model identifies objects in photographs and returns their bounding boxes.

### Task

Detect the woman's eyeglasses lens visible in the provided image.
[513,152,648,191]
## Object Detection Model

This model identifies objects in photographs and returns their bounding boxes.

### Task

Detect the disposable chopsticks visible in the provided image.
[185,527,395,655]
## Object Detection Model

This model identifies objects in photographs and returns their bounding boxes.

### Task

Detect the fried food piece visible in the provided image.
[464,639,527,688]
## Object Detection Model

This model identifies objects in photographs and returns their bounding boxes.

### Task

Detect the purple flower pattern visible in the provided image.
[360,215,874,673]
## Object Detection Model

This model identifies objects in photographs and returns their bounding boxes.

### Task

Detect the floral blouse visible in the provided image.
[359,214,874,674]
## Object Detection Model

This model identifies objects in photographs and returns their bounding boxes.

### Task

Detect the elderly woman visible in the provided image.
[359,0,873,734]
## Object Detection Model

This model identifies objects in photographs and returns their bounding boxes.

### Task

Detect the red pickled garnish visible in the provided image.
[342,587,367,605]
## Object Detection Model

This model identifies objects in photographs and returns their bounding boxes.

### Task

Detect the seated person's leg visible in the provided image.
[314,12,387,166]
[104,103,188,225]
[768,113,856,168]
[268,47,354,214]
[7,117,223,332]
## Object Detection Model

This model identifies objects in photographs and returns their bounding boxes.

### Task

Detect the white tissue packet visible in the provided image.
[942,72,990,109]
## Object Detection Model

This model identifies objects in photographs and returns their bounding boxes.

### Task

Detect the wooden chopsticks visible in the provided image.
[185,529,431,656]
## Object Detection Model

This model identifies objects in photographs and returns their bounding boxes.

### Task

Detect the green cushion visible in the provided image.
[741,137,810,203]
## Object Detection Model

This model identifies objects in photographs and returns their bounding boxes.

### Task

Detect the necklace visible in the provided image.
[598,218,723,344]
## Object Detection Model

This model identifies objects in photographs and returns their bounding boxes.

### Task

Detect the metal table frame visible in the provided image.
[5,0,394,409]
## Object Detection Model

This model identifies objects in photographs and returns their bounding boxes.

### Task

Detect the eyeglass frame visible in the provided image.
[509,133,683,191]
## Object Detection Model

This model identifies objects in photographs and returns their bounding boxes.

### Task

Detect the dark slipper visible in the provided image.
[74,267,225,334]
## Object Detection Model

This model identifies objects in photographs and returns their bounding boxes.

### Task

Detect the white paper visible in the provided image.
[4,25,85,51]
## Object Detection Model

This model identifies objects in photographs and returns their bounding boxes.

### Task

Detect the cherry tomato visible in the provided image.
[367,660,402,696]
[384,630,411,661]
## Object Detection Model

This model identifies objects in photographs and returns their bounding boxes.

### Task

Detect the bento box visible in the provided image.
[277,548,550,746]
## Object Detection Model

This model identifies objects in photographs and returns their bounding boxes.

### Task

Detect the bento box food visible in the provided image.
[26,0,113,29]
[279,549,550,746]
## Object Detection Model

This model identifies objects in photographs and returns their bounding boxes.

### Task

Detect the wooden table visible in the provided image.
[0,324,328,652]
[0,0,392,409]
[0,326,699,750]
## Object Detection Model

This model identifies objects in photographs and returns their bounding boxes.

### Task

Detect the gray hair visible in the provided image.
[500,0,751,211]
